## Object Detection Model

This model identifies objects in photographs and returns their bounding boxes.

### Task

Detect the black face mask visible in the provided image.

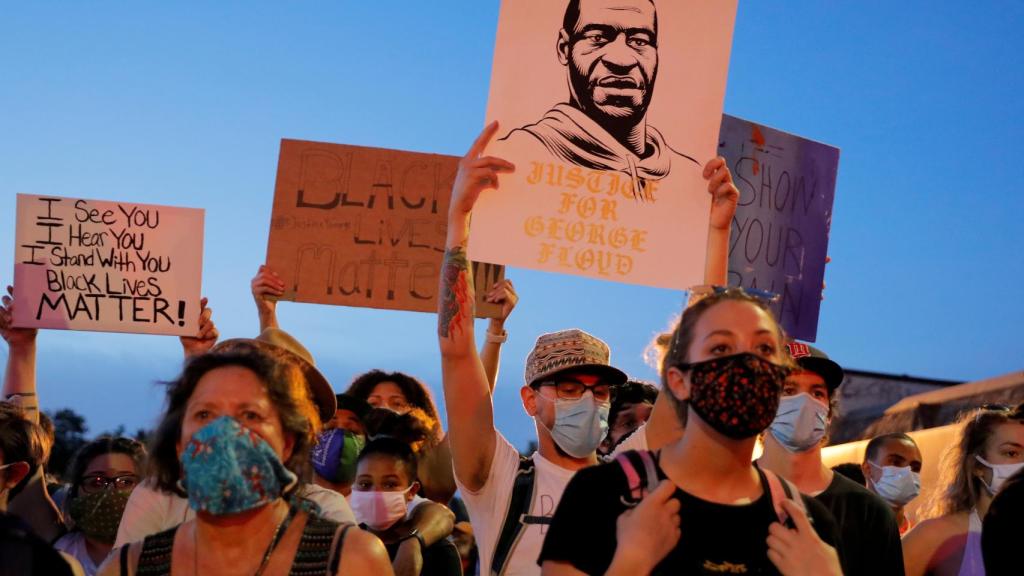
[680,353,789,440]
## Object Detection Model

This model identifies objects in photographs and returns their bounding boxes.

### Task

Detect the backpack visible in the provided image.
[615,450,808,527]
[490,456,538,576]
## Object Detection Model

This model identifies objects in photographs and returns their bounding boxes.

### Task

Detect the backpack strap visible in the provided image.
[489,456,537,576]
[762,469,807,527]
[615,450,660,504]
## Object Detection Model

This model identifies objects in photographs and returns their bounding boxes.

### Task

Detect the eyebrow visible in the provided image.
[576,23,657,40]
[998,442,1024,449]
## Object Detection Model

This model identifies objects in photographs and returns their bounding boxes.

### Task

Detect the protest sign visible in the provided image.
[266,139,503,317]
[469,0,739,289]
[13,194,204,336]
[719,114,840,342]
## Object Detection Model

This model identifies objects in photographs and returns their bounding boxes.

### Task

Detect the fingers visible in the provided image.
[484,279,516,302]
[466,121,500,158]
[468,156,516,173]
[702,156,727,179]
[780,499,814,534]
[647,479,678,504]
[252,265,286,297]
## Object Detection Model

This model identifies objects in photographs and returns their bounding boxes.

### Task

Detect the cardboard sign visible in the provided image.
[266,140,503,317]
[469,0,739,289]
[719,114,840,342]
[13,194,204,336]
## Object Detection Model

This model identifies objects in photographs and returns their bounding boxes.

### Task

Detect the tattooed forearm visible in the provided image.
[438,246,471,339]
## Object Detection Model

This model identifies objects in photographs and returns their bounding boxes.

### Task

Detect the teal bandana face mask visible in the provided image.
[537,394,609,459]
[180,416,297,515]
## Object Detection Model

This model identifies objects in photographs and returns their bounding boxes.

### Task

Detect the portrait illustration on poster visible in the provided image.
[471,0,739,290]
[719,114,840,342]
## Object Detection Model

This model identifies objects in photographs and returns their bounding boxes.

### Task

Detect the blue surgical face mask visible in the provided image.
[536,393,609,459]
[869,462,921,506]
[180,416,297,515]
[975,455,1024,495]
[769,393,829,453]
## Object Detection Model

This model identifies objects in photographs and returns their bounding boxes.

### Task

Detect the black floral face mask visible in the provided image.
[680,353,790,440]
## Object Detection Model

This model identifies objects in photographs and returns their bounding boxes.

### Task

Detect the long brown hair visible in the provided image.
[927,404,1024,518]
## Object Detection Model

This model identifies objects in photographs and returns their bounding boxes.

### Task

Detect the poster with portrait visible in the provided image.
[719,114,840,342]
[12,194,204,336]
[469,0,739,289]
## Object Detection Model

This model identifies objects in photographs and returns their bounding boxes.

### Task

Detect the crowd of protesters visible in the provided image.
[2,125,1023,576]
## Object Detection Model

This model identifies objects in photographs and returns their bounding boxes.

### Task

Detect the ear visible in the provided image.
[407,481,420,503]
[861,461,874,483]
[665,367,691,402]
[1,461,31,490]
[282,432,296,464]
[521,386,538,417]
[557,29,571,66]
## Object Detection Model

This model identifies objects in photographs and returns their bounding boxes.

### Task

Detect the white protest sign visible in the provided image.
[13,194,204,336]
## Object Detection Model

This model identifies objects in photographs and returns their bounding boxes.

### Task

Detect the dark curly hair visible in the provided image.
[146,340,321,496]
[346,370,440,437]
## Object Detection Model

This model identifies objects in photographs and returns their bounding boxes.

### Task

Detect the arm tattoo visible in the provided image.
[438,247,471,338]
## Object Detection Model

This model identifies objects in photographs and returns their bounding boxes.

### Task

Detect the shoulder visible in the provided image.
[97,541,143,576]
[299,483,355,524]
[904,513,967,544]
[826,472,893,511]
[337,526,392,575]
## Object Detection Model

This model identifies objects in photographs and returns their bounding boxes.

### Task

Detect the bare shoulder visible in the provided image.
[905,512,968,543]
[336,526,393,575]
[97,541,142,576]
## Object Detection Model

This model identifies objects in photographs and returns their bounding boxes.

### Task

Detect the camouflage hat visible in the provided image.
[524,329,628,386]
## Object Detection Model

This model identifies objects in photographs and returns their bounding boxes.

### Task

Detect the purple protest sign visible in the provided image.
[718,115,840,342]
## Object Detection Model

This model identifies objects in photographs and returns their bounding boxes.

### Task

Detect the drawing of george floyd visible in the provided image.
[499,0,698,201]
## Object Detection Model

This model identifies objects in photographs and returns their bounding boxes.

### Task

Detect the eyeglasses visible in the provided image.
[79,474,139,494]
[534,379,612,402]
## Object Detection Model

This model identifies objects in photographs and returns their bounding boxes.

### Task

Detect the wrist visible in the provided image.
[397,528,426,552]
[607,548,652,576]
[486,321,507,343]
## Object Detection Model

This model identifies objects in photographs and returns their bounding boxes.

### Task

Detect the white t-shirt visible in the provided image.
[53,531,98,576]
[460,426,650,576]
[114,481,356,548]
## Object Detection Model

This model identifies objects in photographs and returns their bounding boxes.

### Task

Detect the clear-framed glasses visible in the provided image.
[534,379,612,403]
[79,474,139,495]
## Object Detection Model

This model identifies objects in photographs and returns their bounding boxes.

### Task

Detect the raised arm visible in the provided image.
[643,156,739,450]
[437,122,515,491]
[480,279,518,392]
[251,264,284,332]
[1,285,40,424]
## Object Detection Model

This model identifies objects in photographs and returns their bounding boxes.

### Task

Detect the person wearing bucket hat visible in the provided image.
[114,328,355,549]
[758,341,904,576]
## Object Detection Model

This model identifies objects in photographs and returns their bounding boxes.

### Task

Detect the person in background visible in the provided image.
[352,436,460,576]
[53,437,146,575]
[902,403,1024,576]
[252,264,520,504]
[101,339,391,575]
[981,468,1023,575]
[832,462,867,485]
[758,342,904,576]
[598,379,658,457]
[861,432,923,535]
[312,394,371,497]
[540,288,842,575]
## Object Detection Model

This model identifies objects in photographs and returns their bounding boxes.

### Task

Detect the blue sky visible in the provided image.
[2,1,1022,450]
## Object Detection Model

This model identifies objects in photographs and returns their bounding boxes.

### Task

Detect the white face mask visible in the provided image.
[975,455,1024,495]
[768,393,829,453]
[868,462,921,506]
[349,486,413,530]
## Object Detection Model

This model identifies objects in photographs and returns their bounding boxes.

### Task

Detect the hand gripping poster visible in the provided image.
[718,115,840,342]
[470,0,739,289]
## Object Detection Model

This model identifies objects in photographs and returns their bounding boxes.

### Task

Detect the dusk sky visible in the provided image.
[2,1,1021,450]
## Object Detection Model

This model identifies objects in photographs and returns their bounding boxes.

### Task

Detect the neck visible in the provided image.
[568,98,647,156]
[976,490,993,517]
[892,505,907,527]
[195,499,287,551]
[660,419,760,502]
[758,433,832,493]
[535,426,598,471]
[84,535,113,565]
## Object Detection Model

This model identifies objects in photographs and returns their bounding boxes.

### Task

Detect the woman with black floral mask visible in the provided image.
[54,437,145,575]
[540,288,844,576]
[100,340,392,576]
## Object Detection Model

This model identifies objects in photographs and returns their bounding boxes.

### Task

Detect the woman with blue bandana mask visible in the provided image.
[100,340,393,576]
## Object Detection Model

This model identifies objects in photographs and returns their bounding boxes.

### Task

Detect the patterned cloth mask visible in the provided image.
[684,353,788,440]
[312,428,365,485]
[180,416,297,515]
[68,488,132,544]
